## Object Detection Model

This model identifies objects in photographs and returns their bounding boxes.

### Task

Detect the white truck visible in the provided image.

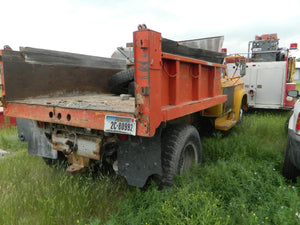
[226,34,297,110]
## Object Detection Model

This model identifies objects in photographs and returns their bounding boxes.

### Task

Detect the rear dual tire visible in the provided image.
[161,124,202,187]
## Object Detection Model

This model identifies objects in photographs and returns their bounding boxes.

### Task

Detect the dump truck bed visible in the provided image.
[1,28,227,137]
[9,94,135,113]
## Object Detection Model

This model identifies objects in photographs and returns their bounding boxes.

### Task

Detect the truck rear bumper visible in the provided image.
[4,102,135,132]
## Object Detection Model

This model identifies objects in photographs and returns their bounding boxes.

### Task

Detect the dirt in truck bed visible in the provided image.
[10,94,136,113]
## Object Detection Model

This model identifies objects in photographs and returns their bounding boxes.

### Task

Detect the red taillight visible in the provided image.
[37,121,43,127]
[221,48,227,54]
[118,134,128,140]
[290,43,298,50]
[296,112,300,134]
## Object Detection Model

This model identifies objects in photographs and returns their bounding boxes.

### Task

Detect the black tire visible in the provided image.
[238,96,247,124]
[161,124,202,187]
[43,151,68,168]
[108,68,135,95]
[285,112,293,133]
[282,139,300,182]
[128,81,135,97]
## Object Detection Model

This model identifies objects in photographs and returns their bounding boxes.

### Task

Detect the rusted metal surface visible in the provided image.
[52,133,102,160]
[0,50,6,107]
[2,27,228,137]
[133,27,227,136]
[2,49,125,101]
[51,126,104,174]
[10,94,135,113]
[162,38,225,64]
[20,47,126,69]
[0,107,16,128]
[66,155,90,175]
[4,103,135,131]
[134,27,162,137]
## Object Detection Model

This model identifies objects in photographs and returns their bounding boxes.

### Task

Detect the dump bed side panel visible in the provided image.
[2,49,125,101]
[134,28,227,136]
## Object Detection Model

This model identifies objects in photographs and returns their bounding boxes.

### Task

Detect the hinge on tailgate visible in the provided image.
[140,86,150,96]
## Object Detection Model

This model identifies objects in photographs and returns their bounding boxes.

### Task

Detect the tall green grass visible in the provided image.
[0,127,132,225]
[0,148,131,224]
[0,127,26,151]
[0,110,300,225]
[106,110,300,225]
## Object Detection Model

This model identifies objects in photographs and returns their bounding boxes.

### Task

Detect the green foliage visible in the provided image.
[0,127,26,151]
[0,150,131,225]
[105,110,300,225]
[107,183,229,225]
[296,80,300,91]
[1,111,300,225]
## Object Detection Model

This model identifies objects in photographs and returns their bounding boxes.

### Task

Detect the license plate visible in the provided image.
[104,115,136,136]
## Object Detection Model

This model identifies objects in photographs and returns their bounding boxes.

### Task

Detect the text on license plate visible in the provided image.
[104,115,136,136]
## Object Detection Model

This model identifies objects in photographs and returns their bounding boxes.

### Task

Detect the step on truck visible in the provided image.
[0,26,247,187]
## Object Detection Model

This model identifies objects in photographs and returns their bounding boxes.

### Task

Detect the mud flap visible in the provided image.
[118,134,162,187]
[17,119,57,159]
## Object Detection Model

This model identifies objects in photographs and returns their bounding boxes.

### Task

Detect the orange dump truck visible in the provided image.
[0,26,247,187]
[0,107,16,128]
[0,77,16,128]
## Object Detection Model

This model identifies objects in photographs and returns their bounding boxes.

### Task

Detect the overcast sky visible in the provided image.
[1,0,300,58]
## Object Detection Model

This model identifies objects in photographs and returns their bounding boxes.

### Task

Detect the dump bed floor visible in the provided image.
[9,94,136,114]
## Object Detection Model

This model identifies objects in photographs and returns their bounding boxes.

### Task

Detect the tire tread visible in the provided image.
[108,68,135,95]
[161,124,201,187]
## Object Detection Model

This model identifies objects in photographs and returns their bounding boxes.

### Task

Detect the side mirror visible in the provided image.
[288,90,299,98]
[239,58,246,76]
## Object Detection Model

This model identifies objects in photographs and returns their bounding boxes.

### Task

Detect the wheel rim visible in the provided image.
[179,142,197,175]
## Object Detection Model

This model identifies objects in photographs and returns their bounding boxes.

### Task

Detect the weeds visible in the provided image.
[0,127,26,151]
[0,110,300,224]
[105,110,300,225]
[0,150,131,225]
